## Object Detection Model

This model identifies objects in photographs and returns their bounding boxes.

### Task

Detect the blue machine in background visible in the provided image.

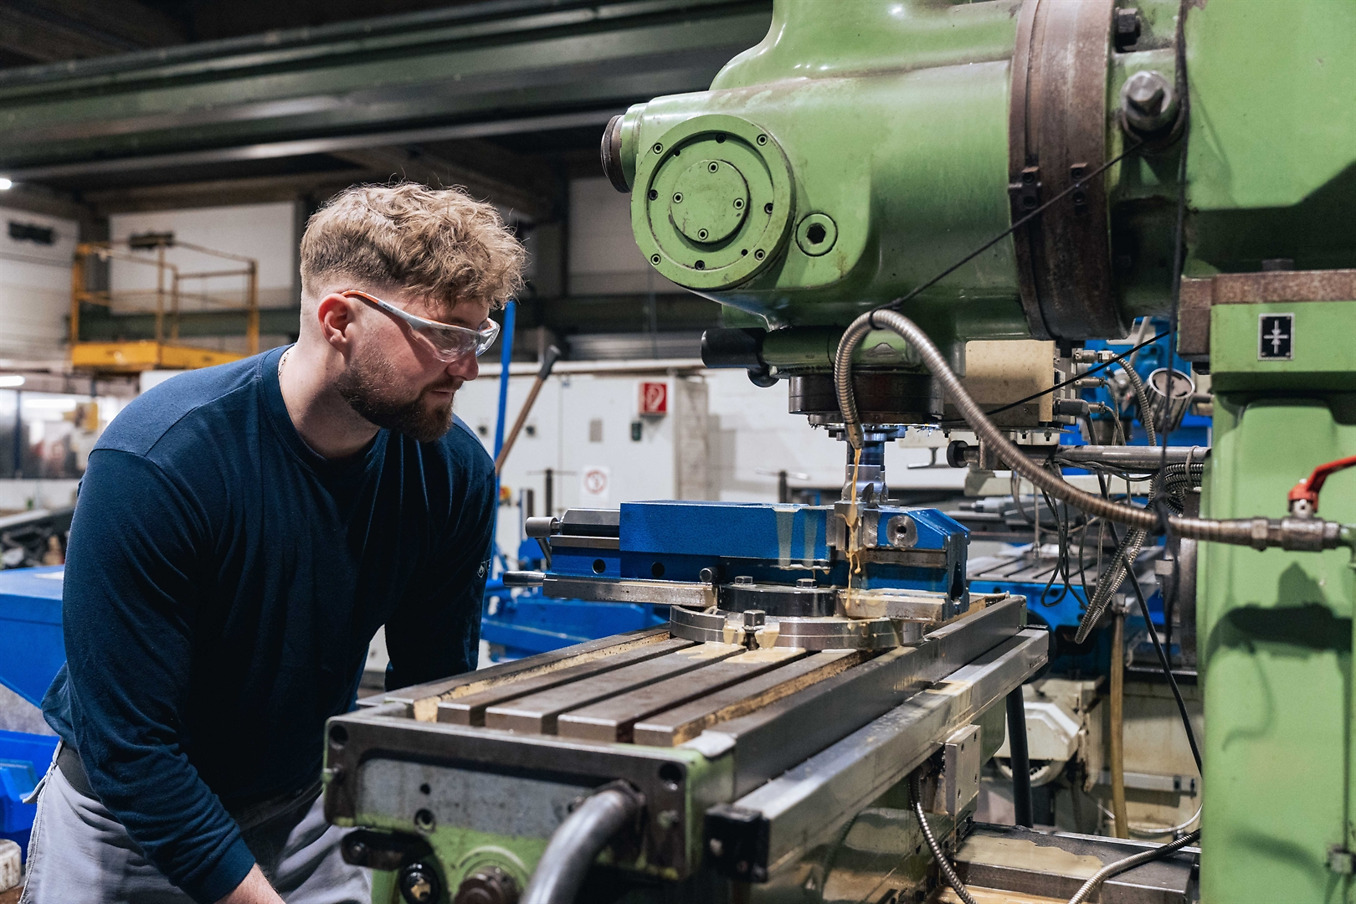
[0,566,64,857]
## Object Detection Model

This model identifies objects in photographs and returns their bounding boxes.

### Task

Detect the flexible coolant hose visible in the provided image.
[833,310,1351,552]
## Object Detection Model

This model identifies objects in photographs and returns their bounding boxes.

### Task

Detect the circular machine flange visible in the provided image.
[788,372,943,425]
[1008,0,1127,341]
[632,115,795,290]
[669,606,912,651]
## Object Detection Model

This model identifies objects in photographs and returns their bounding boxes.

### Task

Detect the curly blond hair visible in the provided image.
[300,183,527,313]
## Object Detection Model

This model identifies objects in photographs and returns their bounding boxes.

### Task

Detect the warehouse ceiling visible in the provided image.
[0,0,772,220]
[0,0,774,348]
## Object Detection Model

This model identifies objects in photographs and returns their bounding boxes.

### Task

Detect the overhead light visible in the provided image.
[0,375,25,387]
[0,178,12,190]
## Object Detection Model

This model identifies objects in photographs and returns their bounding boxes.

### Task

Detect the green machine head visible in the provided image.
[602,0,1356,427]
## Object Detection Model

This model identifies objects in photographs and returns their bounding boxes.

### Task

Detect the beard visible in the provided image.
[335,349,459,443]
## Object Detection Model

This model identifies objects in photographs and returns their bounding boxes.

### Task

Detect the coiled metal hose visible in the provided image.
[1065,829,1200,904]
[910,773,977,904]
[833,310,1352,551]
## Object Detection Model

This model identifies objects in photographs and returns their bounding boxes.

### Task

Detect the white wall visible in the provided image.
[109,202,299,310]
[0,205,79,360]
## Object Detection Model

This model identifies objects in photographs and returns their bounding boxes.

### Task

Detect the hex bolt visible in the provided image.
[1126,75,1165,114]
[1120,70,1177,134]
[733,575,754,585]
[742,608,766,628]
[796,577,816,588]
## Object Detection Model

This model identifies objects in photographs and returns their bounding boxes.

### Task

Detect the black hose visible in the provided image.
[522,785,643,904]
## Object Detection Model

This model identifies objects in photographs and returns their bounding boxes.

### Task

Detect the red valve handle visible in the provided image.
[1288,454,1356,513]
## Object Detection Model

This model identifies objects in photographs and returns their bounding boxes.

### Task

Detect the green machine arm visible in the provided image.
[603,0,1355,377]
[604,2,1356,902]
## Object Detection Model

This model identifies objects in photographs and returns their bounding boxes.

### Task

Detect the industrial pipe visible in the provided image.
[833,311,1353,553]
[521,784,643,904]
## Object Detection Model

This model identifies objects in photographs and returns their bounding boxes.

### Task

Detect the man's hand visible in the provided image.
[214,865,285,904]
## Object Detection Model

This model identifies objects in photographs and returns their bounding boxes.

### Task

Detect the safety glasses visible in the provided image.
[344,290,500,361]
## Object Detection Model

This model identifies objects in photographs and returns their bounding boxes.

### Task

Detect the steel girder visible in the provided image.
[0,0,772,182]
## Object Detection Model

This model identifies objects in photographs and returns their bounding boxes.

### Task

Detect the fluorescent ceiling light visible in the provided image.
[0,178,12,190]
[0,375,24,388]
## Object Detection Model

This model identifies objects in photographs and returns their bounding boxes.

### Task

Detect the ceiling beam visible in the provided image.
[81,170,378,214]
[0,0,772,183]
[326,146,558,222]
[0,0,184,63]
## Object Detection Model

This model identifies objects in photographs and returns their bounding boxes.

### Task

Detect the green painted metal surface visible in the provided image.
[1211,301,1356,394]
[616,0,1023,336]
[346,741,726,901]
[1201,300,1356,903]
[616,0,1356,356]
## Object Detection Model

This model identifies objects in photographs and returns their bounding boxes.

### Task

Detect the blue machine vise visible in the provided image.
[532,500,970,633]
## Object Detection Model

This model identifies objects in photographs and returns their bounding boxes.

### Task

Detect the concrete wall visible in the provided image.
[0,205,79,362]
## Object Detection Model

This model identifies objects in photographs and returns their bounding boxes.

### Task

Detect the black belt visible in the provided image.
[56,743,97,799]
[56,743,321,830]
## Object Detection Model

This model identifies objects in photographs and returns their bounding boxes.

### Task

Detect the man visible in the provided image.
[22,183,526,904]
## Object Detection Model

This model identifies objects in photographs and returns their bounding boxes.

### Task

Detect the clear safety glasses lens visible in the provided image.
[345,291,500,361]
[423,318,500,361]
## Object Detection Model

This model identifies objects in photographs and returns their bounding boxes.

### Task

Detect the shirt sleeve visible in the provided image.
[60,449,256,904]
[383,455,495,691]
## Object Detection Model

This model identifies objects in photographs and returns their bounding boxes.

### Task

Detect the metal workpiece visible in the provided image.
[542,575,715,608]
[667,604,912,652]
[704,627,1047,883]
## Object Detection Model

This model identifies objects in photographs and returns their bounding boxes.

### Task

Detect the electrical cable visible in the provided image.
[944,330,1168,425]
[878,142,1143,318]
[1064,830,1200,904]
[910,773,978,904]
[1116,527,1202,774]
[834,310,1352,551]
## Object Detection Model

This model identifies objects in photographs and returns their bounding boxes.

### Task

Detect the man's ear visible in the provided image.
[316,293,358,352]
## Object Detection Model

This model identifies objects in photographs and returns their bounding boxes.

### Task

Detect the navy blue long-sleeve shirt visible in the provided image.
[42,345,495,903]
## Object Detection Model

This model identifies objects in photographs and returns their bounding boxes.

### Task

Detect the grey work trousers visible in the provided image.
[19,749,372,904]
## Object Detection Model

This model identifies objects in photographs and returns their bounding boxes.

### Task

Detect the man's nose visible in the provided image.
[446,352,479,381]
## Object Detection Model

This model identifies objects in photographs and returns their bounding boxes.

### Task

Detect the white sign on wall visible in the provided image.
[579,465,611,505]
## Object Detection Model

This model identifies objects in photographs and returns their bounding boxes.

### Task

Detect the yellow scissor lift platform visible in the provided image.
[70,235,259,374]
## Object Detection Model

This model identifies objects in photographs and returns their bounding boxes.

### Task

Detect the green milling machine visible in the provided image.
[323,1,1356,902]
